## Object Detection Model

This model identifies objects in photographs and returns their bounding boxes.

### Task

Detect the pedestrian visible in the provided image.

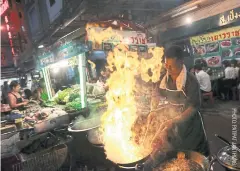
[194,64,211,94]
[220,60,236,100]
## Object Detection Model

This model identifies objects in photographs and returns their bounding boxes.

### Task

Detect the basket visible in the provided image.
[12,143,68,171]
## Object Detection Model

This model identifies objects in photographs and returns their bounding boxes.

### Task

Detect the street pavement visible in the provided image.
[201,100,240,171]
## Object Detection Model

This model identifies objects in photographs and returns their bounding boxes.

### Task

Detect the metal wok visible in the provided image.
[118,150,210,171]
[211,134,240,171]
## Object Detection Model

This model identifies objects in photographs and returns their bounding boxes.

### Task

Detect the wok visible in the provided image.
[212,134,240,171]
[118,150,210,171]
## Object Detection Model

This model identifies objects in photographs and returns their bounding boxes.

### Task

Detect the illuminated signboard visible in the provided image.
[5,15,15,56]
[0,0,9,16]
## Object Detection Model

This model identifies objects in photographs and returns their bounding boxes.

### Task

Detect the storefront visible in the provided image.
[159,7,240,70]
[37,40,88,109]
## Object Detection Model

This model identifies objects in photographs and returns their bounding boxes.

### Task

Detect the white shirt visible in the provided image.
[196,70,211,92]
[224,67,236,79]
[235,67,239,78]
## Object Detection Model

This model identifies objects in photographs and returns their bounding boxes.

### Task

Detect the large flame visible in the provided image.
[86,24,164,163]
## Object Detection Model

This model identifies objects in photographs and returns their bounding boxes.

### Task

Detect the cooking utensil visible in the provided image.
[215,134,231,145]
[86,127,104,148]
[210,134,240,171]
[118,150,210,171]
[215,134,240,153]
[118,154,151,169]
[68,115,102,132]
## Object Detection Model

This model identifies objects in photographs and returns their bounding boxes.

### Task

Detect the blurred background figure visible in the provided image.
[194,64,211,94]
[1,81,10,104]
[189,67,195,75]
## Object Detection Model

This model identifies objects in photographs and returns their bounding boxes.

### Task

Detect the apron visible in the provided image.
[158,85,210,156]
[10,92,25,111]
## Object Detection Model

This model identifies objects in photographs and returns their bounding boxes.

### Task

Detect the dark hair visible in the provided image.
[222,60,230,67]
[24,89,32,100]
[194,64,202,70]
[231,59,237,66]
[164,45,184,60]
[9,81,20,90]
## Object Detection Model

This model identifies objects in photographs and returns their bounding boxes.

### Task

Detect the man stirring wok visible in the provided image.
[149,45,210,159]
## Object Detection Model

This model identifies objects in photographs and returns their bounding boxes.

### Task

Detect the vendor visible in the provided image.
[8,81,29,110]
[32,86,44,103]
[151,45,209,156]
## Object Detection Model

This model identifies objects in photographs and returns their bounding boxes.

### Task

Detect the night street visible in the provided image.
[1,0,240,170]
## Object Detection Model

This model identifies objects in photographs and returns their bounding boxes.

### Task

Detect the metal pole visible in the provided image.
[78,53,87,108]
[42,68,51,100]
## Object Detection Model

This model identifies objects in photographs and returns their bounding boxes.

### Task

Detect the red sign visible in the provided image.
[0,0,9,16]
[10,11,21,31]
[5,15,16,56]
[130,34,147,45]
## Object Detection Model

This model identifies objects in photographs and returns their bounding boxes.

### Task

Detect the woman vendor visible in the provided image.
[150,45,209,157]
[8,81,29,110]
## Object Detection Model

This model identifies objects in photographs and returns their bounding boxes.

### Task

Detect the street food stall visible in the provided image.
[190,25,240,96]
[66,20,239,171]
[1,39,89,170]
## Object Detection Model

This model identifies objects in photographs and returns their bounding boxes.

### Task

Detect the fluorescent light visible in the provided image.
[38,45,44,48]
[53,68,60,73]
[186,17,192,24]
[171,6,198,18]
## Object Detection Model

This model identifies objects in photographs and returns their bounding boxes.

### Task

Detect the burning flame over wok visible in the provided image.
[86,25,164,164]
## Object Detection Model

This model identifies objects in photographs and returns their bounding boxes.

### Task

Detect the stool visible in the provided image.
[202,91,214,104]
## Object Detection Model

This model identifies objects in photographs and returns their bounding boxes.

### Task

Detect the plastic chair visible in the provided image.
[202,91,214,104]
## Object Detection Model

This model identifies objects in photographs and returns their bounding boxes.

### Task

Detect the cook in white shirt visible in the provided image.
[194,64,211,93]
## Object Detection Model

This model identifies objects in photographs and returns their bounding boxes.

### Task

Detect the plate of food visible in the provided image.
[222,49,233,58]
[232,38,240,45]
[234,47,240,56]
[206,43,219,53]
[221,40,232,48]
[193,45,206,56]
[205,56,221,67]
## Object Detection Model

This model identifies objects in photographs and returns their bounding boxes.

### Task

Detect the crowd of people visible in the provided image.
[190,59,240,101]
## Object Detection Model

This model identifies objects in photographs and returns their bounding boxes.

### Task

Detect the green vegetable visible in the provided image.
[65,100,82,111]
[55,88,72,104]
[69,93,80,102]
[41,92,49,101]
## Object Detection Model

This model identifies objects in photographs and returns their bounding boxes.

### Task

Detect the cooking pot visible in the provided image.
[118,150,210,171]
[210,134,240,171]
[86,127,104,148]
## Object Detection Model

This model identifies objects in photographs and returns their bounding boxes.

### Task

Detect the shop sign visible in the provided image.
[104,30,147,45]
[37,41,88,67]
[0,0,9,16]
[190,26,240,46]
[87,27,147,51]
[55,41,87,61]
[219,8,240,26]
[190,26,240,68]
[38,53,55,67]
